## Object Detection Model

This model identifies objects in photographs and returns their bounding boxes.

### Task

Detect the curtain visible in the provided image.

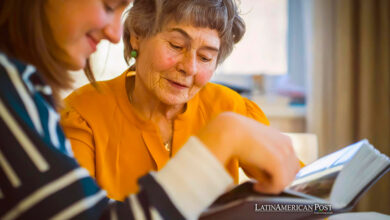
[306,0,390,214]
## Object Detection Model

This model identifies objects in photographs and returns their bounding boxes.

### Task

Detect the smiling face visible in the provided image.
[132,22,220,106]
[44,0,131,70]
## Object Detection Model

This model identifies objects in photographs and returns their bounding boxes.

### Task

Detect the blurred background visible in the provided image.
[63,0,389,214]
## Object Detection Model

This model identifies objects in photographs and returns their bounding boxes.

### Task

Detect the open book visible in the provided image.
[200,139,390,220]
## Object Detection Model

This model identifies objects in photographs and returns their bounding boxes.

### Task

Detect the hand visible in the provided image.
[197,112,300,194]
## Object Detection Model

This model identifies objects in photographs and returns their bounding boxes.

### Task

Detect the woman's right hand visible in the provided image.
[196,112,300,194]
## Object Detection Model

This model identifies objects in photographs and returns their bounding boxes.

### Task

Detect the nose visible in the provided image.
[178,52,197,76]
[103,14,123,44]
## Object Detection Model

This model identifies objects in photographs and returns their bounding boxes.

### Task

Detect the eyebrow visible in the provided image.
[118,0,132,7]
[169,28,220,52]
[122,0,132,5]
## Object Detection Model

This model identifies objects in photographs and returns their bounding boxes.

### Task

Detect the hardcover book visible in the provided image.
[200,139,390,220]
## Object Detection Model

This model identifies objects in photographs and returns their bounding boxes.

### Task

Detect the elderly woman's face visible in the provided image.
[45,0,131,70]
[134,22,220,106]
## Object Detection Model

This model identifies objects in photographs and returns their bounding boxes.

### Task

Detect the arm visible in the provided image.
[198,112,300,194]
[0,106,231,219]
[0,54,231,220]
[242,98,306,176]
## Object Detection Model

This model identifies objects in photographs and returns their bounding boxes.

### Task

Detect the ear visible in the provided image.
[130,30,140,50]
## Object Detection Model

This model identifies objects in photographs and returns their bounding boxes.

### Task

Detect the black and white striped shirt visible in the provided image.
[0,52,233,219]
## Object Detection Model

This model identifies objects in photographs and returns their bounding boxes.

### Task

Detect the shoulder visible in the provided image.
[61,72,128,129]
[0,53,27,74]
[197,83,247,113]
[64,74,124,112]
[199,82,244,103]
[0,53,30,90]
[197,83,269,125]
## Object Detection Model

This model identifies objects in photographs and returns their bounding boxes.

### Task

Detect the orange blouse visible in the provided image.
[60,70,269,201]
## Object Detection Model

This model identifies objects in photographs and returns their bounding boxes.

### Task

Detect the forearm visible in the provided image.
[152,137,233,219]
[196,112,300,194]
[196,112,241,168]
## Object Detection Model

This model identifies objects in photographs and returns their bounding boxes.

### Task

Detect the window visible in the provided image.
[216,0,287,75]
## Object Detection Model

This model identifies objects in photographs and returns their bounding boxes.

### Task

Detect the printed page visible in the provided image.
[286,140,367,200]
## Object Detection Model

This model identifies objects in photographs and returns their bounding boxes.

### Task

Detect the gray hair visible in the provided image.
[123,0,245,68]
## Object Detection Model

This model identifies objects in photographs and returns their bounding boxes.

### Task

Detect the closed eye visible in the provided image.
[169,42,183,50]
[199,56,212,62]
[104,3,115,13]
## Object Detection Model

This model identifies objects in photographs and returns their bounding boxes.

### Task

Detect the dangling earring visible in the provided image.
[130,50,138,58]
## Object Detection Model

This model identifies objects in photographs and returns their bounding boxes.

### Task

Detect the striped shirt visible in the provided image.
[0,52,233,219]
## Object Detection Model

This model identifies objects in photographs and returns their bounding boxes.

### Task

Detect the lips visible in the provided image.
[166,78,190,89]
[86,34,99,52]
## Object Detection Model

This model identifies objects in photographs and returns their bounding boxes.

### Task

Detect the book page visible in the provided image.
[287,169,340,200]
[286,141,365,200]
[294,144,360,179]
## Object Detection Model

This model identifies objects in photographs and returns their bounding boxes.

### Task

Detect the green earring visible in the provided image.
[130,50,138,58]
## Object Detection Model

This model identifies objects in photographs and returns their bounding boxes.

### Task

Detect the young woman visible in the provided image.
[0,0,300,219]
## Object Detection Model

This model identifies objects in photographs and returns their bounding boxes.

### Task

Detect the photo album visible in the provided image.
[200,139,390,220]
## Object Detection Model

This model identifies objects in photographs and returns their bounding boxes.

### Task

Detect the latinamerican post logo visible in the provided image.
[313,204,332,214]
[254,203,333,215]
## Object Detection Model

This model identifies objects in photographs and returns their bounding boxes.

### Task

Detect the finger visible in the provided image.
[241,163,271,182]
[253,179,285,194]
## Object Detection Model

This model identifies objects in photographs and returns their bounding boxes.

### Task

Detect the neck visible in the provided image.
[127,75,185,121]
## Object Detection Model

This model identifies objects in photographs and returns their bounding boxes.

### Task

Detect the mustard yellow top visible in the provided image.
[60,70,269,201]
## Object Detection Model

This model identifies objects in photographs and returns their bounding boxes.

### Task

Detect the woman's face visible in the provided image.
[45,0,131,70]
[133,22,220,106]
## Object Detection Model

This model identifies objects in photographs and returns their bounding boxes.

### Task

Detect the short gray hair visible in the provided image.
[123,0,245,68]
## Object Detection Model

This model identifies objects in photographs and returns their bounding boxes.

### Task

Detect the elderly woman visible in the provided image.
[61,0,271,201]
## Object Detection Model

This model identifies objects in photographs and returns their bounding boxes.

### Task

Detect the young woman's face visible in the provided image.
[45,0,131,70]
[133,22,220,106]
